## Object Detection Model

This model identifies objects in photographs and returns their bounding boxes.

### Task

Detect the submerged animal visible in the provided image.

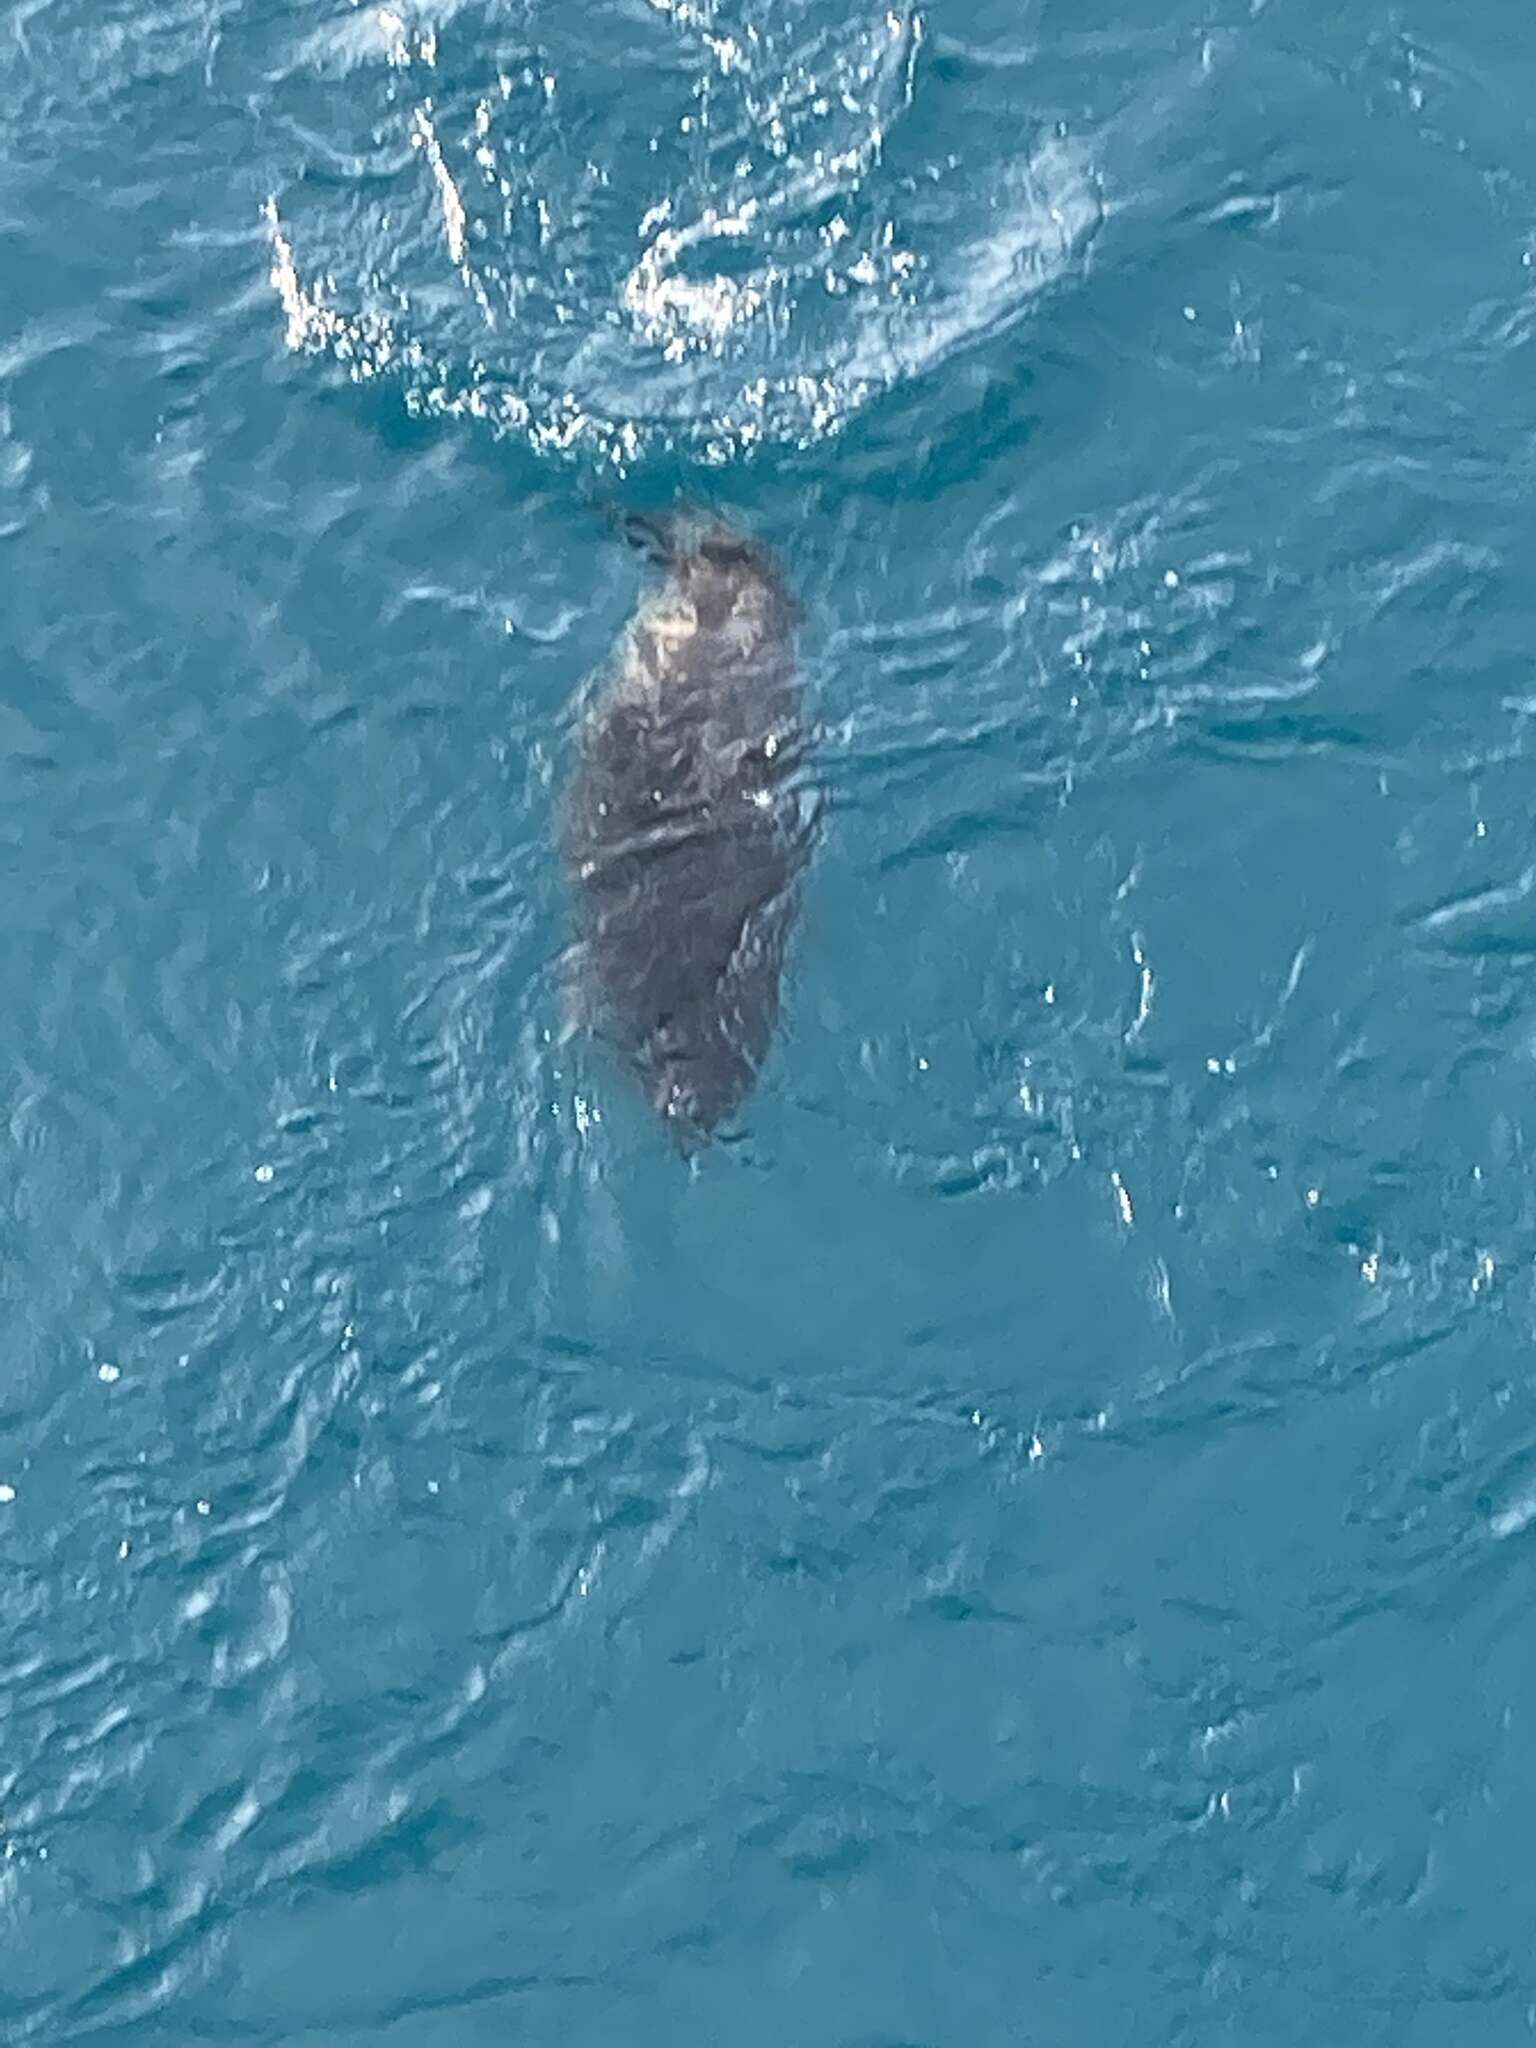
[561,510,812,1145]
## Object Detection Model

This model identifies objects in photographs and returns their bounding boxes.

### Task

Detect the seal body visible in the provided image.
[562,517,809,1144]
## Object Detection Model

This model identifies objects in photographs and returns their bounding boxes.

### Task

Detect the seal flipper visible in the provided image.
[555,938,594,1049]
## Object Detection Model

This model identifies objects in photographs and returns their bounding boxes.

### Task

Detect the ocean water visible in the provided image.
[5,0,1536,2039]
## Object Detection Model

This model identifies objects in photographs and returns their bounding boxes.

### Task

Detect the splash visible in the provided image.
[259,0,1100,467]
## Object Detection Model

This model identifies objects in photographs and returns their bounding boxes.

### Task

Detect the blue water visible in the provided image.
[6,0,1536,2039]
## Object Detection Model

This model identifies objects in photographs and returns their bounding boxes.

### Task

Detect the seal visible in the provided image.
[561,511,811,1146]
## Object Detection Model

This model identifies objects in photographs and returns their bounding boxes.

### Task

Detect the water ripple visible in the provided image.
[253,0,1099,464]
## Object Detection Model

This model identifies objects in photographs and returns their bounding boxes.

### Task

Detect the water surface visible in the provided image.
[5,0,1536,2041]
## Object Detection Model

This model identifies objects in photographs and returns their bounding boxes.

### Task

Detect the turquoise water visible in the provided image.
[6,0,1536,2039]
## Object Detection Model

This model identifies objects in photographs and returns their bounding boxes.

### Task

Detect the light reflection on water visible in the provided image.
[259,0,1100,465]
